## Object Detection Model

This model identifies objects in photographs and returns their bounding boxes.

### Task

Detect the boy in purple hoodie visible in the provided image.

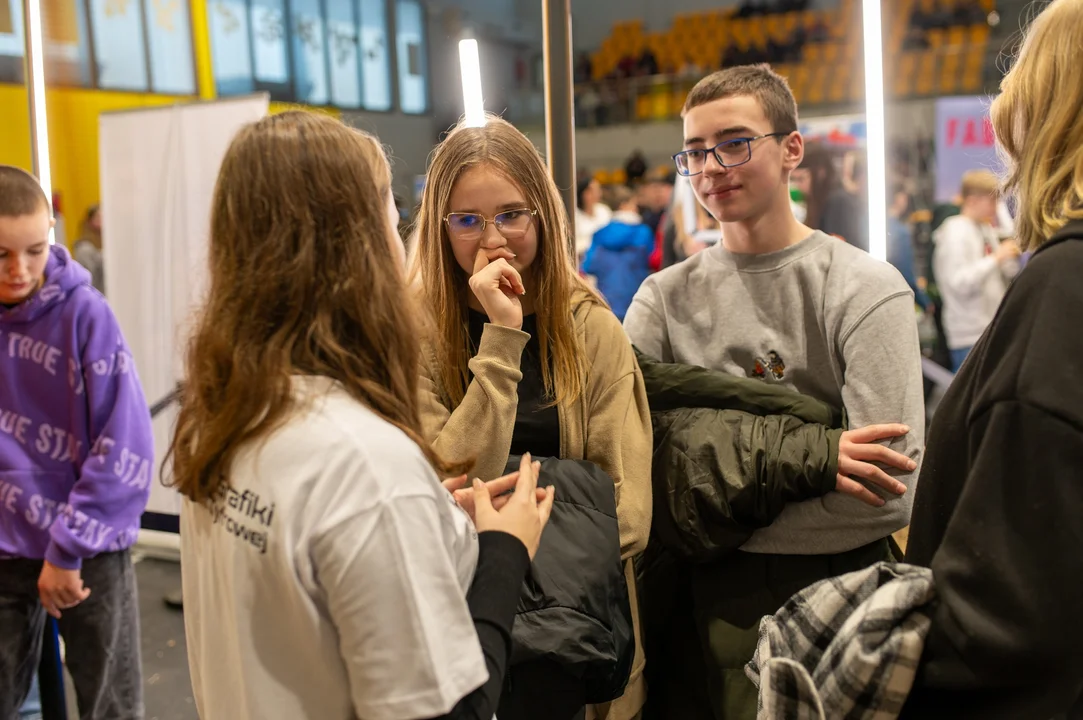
[0,165,154,718]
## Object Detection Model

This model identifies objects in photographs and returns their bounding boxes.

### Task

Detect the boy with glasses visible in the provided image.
[624,66,924,718]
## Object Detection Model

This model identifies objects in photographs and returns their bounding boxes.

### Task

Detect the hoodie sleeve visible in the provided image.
[46,302,154,570]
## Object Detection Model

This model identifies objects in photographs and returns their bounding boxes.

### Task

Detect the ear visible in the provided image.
[50,218,56,229]
[782,132,804,173]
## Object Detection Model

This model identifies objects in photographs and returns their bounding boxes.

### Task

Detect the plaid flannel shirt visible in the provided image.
[746,562,936,720]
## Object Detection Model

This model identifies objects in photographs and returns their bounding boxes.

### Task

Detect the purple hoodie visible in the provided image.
[0,245,153,569]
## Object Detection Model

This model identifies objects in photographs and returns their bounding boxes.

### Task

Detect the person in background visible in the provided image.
[583,185,655,321]
[410,116,653,720]
[170,111,554,720]
[932,170,1021,371]
[0,165,153,719]
[575,172,613,264]
[903,1,1083,714]
[887,184,930,311]
[625,150,648,186]
[635,170,672,236]
[73,204,104,294]
[821,152,869,252]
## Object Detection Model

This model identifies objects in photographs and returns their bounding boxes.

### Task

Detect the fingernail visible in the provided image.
[907,460,917,470]
[896,483,907,494]
[472,478,483,489]
[901,426,910,433]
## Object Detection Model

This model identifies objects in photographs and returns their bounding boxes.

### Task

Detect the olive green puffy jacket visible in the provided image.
[635,348,845,562]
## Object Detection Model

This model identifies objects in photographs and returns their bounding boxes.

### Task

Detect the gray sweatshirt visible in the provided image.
[624,231,924,555]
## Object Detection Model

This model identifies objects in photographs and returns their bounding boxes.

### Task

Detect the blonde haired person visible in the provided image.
[903,1,1083,716]
[170,111,555,720]
[410,115,652,720]
[931,169,1021,370]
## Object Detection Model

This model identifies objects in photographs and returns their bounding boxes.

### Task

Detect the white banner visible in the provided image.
[100,94,269,523]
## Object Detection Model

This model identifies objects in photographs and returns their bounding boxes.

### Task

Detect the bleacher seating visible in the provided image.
[583,0,995,123]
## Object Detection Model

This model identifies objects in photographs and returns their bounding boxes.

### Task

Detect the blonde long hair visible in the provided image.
[410,115,602,408]
[991,0,1083,251]
[168,111,467,505]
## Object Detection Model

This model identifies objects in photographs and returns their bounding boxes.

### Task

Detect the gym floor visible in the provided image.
[135,558,196,720]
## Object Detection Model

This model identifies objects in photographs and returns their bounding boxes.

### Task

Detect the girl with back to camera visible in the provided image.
[410,115,653,720]
[902,0,1083,716]
[170,110,554,720]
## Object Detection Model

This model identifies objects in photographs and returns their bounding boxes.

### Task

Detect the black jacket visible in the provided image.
[903,223,1083,718]
[501,456,635,709]
[635,349,844,561]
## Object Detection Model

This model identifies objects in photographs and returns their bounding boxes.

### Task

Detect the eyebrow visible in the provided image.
[452,202,529,214]
[0,242,47,252]
[684,126,756,147]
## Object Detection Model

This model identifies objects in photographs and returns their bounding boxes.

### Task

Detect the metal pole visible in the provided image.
[22,0,52,234]
[541,0,576,254]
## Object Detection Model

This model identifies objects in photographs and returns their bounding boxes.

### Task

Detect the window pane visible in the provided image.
[394,0,426,114]
[0,0,25,84]
[358,0,389,111]
[89,0,150,90]
[326,0,359,108]
[250,0,288,84]
[145,0,195,93]
[208,0,254,96]
[290,0,328,105]
[43,0,93,86]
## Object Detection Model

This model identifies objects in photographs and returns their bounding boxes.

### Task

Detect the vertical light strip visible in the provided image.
[458,38,485,127]
[22,0,52,240]
[862,0,887,261]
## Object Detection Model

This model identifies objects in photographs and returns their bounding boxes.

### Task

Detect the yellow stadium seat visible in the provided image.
[970,23,990,44]
[916,49,937,95]
[940,48,962,95]
[893,51,918,97]
[807,64,828,105]
[829,64,851,103]
[927,29,945,48]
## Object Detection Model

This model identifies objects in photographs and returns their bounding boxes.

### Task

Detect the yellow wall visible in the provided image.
[0,84,186,242]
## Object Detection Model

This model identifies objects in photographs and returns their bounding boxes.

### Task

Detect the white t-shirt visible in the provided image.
[180,377,487,720]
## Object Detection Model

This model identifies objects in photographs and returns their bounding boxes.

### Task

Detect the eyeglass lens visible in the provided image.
[678,139,752,175]
[448,209,533,238]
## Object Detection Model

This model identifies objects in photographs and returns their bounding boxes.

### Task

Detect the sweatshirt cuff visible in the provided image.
[470,531,531,624]
[45,541,83,571]
[822,429,844,495]
[476,324,530,366]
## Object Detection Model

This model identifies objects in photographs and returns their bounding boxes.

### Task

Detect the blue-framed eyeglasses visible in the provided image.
[445,208,537,240]
[672,133,790,177]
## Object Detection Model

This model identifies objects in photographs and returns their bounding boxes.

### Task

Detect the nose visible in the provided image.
[7,256,26,279]
[703,150,729,176]
[479,219,507,249]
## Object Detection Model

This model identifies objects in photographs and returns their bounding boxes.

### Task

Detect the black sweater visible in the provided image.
[436,531,531,720]
[902,222,1083,718]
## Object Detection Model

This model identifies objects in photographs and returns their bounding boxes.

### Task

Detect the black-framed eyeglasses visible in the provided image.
[672,133,790,177]
[444,208,537,240]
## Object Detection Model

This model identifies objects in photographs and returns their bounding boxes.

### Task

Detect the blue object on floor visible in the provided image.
[38,619,67,720]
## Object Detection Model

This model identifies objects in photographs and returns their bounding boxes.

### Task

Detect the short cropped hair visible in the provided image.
[960,169,999,199]
[0,165,49,218]
[682,64,799,135]
[608,185,636,210]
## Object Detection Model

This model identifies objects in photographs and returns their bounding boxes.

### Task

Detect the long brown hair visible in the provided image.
[409,115,602,408]
[991,0,1083,252]
[168,111,466,505]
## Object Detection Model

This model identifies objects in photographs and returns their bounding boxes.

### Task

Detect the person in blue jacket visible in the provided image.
[887,184,930,310]
[582,186,654,321]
